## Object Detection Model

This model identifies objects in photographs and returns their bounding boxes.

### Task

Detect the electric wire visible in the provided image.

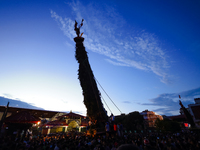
[101,94,113,114]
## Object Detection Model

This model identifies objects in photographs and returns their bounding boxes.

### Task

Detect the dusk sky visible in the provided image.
[0,0,200,116]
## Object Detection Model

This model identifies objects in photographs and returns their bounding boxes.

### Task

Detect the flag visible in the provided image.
[179,95,181,99]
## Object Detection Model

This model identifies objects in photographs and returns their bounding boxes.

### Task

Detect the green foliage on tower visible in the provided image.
[74,37,108,124]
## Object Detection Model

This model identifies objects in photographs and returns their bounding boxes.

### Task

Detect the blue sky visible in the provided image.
[0,0,200,116]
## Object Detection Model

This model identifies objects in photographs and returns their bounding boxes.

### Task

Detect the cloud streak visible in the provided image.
[139,87,200,115]
[51,1,171,84]
[122,101,131,104]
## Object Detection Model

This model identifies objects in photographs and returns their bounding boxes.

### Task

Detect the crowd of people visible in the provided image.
[0,114,199,150]
[0,128,200,150]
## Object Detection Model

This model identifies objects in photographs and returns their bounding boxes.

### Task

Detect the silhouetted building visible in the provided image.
[170,98,200,128]
[0,106,59,120]
[188,98,200,126]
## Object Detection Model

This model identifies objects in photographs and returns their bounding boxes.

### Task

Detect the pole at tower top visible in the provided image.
[74,19,84,37]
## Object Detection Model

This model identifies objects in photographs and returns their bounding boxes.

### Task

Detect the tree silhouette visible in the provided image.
[155,118,181,132]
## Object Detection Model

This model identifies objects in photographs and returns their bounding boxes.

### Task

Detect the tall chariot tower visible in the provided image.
[73,20,108,127]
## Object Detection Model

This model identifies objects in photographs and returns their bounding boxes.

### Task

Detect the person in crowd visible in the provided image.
[117,123,121,137]
[113,123,117,136]
[110,113,115,123]
[105,122,110,137]
[119,123,123,137]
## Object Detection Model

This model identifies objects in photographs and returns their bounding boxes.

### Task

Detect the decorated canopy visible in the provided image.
[57,112,85,119]
[4,111,40,124]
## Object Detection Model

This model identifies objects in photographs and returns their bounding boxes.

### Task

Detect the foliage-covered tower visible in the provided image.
[74,20,108,125]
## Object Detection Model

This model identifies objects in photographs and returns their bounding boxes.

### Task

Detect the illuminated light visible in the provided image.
[37,121,41,125]
[184,123,189,127]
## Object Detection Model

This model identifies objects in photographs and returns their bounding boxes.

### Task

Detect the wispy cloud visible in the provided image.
[51,1,171,84]
[2,93,13,99]
[122,101,131,104]
[139,87,200,115]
